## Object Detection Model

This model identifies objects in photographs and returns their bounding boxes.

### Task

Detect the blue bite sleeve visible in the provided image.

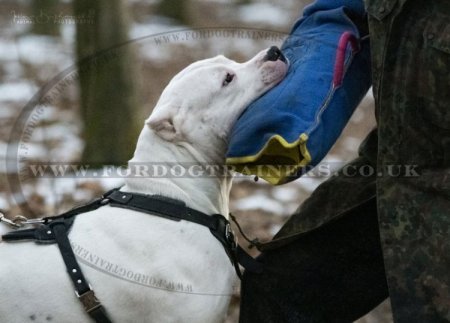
[226,0,371,184]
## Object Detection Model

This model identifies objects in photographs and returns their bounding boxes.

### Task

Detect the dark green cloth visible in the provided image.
[241,0,450,322]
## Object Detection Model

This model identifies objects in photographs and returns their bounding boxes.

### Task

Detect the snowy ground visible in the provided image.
[0,1,392,322]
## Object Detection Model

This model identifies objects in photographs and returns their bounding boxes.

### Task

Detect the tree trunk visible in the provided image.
[74,0,138,166]
[31,0,60,36]
[156,0,189,24]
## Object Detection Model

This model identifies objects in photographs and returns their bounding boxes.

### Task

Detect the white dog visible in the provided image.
[0,47,287,323]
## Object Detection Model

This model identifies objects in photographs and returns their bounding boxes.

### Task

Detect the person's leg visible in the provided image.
[240,197,388,323]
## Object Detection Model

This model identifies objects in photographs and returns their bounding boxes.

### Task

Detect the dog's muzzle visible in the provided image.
[264,46,287,63]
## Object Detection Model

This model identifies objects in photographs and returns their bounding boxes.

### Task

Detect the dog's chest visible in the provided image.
[71,206,235,287]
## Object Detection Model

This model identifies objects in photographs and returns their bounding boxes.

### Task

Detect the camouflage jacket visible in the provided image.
[261,0,450,321]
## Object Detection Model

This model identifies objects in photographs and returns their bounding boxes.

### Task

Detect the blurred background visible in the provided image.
[0,0,391,321]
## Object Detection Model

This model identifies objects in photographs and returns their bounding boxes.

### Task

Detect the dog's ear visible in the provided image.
[146,107,179,141]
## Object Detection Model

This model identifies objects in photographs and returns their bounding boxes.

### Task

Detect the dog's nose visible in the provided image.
[264,46,287,63]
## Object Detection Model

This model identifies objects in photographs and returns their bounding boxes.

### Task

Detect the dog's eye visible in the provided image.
[222,73,235,86]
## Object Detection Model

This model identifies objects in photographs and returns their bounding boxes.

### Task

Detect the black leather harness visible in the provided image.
[1,188,262,323]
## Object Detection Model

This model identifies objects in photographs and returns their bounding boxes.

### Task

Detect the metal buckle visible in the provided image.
[0,213,44,228]
[100,198,110,205]
[225,223,237,248]
[0,213,20,228]
[75,287,102,313]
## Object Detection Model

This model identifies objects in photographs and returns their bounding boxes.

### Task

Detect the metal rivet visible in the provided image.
[77,279,82,284]
[427,33,435,40]
[47,230,51,234]
[72,269,77,273]
[379,6,385,13]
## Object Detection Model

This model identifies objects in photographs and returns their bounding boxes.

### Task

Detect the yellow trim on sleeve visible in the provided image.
[225,133,312,185]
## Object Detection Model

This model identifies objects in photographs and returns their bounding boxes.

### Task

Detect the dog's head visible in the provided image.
[146,47,288,159]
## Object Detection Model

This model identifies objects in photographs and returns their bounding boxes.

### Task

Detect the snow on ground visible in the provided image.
[0,81,38,102]
[130,18,184,40]
[234,193,286,214]
[271,185,299,202]
[16,35,73,67]
[0,40,19,62]
[238,3,288,28]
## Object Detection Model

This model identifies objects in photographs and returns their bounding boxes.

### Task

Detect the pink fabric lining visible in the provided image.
[333,32,360,87]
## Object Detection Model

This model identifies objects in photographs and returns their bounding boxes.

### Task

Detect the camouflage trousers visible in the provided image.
[240,0,450,321]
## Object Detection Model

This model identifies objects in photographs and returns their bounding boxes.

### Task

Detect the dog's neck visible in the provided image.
[121,126,232,217]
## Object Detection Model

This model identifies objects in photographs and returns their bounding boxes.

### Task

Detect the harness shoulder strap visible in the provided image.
[105,190,263,278]
[1,195,108,243]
